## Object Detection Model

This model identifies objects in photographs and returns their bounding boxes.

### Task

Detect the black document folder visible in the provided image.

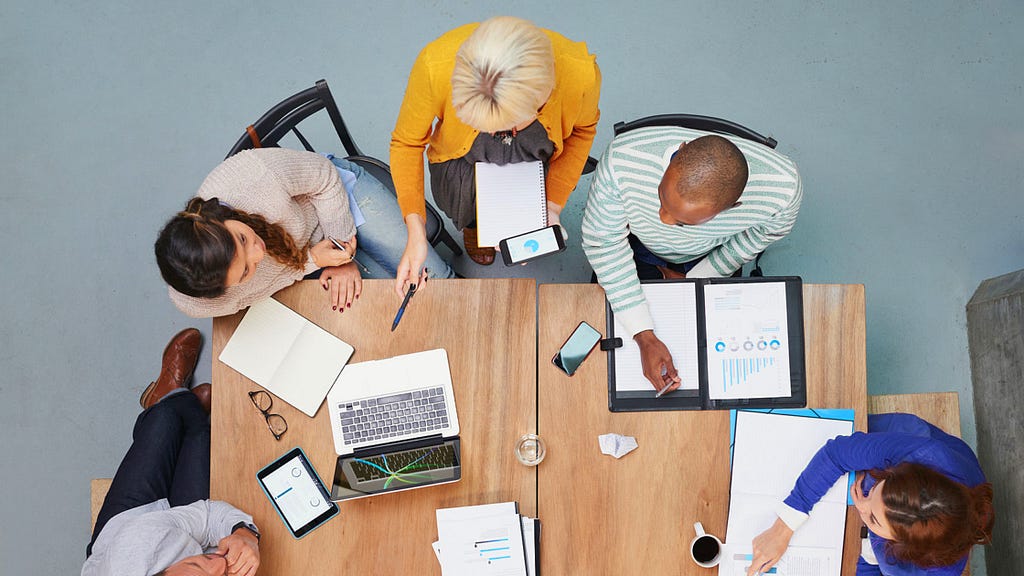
[605,276,806,412]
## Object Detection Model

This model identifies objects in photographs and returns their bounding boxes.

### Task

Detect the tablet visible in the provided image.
[256,447,339,539]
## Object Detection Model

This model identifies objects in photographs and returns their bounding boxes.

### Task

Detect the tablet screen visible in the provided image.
[258,449,338,537]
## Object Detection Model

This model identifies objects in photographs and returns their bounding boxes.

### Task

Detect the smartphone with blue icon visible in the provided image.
[499,225,566,266]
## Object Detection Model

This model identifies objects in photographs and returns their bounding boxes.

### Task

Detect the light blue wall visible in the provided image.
[1,2,1019,574]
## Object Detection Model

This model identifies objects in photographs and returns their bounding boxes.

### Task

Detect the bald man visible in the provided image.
[582,126,802,392]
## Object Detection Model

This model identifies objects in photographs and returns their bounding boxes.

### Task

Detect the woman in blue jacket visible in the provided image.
[746,413,994,576]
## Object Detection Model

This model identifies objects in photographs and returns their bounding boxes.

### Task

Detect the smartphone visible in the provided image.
[499,225,566,266]
[256,447,339,539]
[552,321,602,376]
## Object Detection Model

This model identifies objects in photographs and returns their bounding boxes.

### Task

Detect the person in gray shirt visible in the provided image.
[83,328,260,576]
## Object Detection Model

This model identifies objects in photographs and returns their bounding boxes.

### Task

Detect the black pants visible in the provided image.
[87,391,210,556]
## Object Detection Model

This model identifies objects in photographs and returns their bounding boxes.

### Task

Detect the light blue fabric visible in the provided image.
[322,153,365,227]
[327,156,454,279]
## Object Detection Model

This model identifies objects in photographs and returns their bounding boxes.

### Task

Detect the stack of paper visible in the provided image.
[433,502,540,576]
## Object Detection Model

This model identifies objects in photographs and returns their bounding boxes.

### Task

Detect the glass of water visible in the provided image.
[514,433,546,466]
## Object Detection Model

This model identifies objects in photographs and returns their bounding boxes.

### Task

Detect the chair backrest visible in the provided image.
[613,114,777,149]
[225,79,362,159]
[222,80,457,253]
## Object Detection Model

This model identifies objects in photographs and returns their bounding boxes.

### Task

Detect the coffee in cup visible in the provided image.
[690,522,723,568]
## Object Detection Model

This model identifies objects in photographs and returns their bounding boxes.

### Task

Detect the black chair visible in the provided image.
[226,79,463,256]
[612,114,778,277]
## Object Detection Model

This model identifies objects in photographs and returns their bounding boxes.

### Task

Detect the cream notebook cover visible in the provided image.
[474,161,547,247]
[218,297,354,417]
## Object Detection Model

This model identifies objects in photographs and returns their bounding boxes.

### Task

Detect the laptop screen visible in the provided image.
[331,438,461,502]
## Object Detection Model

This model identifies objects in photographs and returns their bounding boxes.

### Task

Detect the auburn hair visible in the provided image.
[154,197,307,298]
[870,462,994,568]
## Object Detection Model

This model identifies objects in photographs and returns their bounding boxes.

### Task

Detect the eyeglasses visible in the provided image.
[248,390,288,441]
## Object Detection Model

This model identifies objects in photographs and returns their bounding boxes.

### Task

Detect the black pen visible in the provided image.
[391,283,416,332]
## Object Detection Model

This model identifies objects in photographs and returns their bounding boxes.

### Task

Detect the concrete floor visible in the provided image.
[2,2,1021,574]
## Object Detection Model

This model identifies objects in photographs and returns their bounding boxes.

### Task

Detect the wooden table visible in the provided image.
[537,284,867,575]
[211,279,537,575]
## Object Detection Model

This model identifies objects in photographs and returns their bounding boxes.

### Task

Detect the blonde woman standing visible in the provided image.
[390,16,601,282]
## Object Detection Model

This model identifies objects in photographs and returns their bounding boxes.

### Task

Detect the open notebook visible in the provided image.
[218,297,354,417]
[605,277,806,411]
[474,161,547,247]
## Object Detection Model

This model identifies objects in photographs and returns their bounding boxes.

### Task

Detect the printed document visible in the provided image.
[704,282,791,400]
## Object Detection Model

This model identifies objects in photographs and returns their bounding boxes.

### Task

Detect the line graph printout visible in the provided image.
[704,282,791,399]
[612,282,700,392]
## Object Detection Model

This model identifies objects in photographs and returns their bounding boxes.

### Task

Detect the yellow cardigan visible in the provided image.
[390,23,601,219]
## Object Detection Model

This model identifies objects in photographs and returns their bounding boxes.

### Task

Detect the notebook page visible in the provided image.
[218,298,305,386]
[612,282,700,392]
[704,282,792,400]
[269,322,354,417]
[475,161,547,247]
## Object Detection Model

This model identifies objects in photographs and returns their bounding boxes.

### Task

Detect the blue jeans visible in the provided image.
[87,392,209,556]
[329,157,454,279]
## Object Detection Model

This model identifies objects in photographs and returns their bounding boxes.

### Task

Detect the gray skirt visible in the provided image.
[428,120,554,230]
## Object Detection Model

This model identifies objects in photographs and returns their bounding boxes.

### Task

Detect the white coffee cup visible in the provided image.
[690,522,723,568]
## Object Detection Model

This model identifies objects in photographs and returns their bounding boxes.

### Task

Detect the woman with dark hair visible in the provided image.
[746,413,994,576]
[155,148,454,318]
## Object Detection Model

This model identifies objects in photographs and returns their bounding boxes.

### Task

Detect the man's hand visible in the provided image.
[217,527,260,576]
[395,214,430,297]
[746,517,793,576]
[634,330,681,392]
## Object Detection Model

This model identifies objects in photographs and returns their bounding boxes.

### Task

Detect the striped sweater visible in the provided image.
[582,126,802,337]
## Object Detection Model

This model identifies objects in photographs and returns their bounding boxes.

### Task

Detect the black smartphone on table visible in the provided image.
[499,225,566,266]
[552,321,602,376]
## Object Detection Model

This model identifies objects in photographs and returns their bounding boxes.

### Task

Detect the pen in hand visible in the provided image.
[391,283,416,332]
[329,236,369,274]
[655,366,679,398]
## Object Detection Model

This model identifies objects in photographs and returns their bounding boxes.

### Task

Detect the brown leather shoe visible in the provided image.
[191,383,212,415]
[463,227,495,266]
[140,328,203,409]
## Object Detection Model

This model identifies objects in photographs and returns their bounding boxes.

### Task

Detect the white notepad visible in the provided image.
[475,161,547,247]
[612,282,701,392]
[218,297,354,417]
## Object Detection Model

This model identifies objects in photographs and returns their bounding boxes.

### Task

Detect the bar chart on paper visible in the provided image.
[705,282,792,400]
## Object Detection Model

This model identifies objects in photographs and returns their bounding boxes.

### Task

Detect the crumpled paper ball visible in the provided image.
[598,433,638,459]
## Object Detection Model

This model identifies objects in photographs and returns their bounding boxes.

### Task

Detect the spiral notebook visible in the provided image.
[474,161,547,247]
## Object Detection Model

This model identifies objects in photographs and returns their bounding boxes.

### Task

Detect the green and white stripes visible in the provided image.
[582,126,802,337]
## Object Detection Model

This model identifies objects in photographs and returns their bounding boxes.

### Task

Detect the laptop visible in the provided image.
[326,349,462,502]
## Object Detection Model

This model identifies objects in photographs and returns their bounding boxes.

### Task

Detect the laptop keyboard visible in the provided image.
[351,444,458,482]
[338,387,449,446]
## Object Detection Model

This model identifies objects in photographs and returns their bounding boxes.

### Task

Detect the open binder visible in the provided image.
[604,277,806,412]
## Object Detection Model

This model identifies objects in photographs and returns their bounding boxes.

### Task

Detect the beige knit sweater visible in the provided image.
[168,148,357,318]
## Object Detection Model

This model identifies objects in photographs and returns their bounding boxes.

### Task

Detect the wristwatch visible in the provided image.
[231,521,261,542]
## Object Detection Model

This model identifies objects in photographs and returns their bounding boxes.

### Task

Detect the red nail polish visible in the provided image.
[332,306,337,311]
[347,303,351,308]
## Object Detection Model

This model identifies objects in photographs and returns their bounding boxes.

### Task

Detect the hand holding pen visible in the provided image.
[392,282,418,332]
